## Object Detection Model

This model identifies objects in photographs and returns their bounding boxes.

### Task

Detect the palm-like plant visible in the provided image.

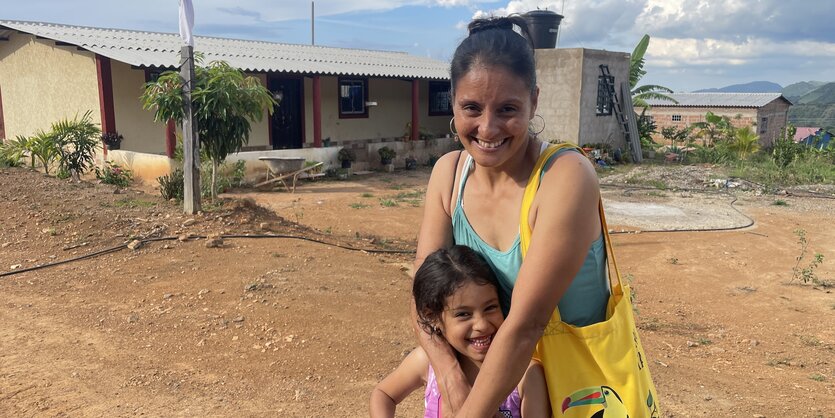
[26,131,61,175]
[51,110,102,181]
[727,126,760,160]
[630,34,676,109]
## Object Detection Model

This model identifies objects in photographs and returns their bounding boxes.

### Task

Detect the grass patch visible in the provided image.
[387,183,405,190]
[380,199,398,207]
[350,203,370,209]
[360,193,374,198]
[809,373,826,382]
[697,337,712,345]
[799,335,821,347]
[772,200,788,206]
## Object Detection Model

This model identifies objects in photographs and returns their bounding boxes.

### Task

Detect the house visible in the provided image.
[1,19,633,182]
[794,127,833,149]
[645,93,792,147]
[0,20,455,181]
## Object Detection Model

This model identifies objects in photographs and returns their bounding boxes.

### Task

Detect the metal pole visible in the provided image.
[556,0,565,48]
[180,45,201,214]
[311,1,315,46]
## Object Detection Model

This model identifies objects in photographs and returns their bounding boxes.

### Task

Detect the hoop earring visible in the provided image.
[528,114,545,137]
[449,117,459,141]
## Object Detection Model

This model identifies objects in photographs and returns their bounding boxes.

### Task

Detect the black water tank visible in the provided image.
[522,10,563,49]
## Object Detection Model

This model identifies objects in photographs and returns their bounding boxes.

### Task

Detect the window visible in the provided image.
[672,114,682,122]
[338,77,368,118]
[144,68,166,83]
[760,117,768,134]
[428,81,453,116]
[596,75,614,116]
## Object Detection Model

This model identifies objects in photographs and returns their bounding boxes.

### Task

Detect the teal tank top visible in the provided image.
[451,146,608,326]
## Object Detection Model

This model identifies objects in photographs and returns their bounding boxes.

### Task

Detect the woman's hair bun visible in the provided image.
[467,16,515,35]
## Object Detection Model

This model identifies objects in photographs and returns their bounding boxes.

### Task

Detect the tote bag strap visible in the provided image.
[518,145,625,320]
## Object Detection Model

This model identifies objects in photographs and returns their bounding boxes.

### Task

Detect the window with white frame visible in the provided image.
[672,114,682,122]
[338,77,368,118]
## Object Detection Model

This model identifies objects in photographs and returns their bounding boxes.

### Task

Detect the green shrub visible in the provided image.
[52,111,101,180]
[24,132,61,174]
[158,168,185,201]
[0,139,25,167]
[96,161,133,188]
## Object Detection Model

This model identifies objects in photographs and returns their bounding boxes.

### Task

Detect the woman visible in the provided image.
[413,16,607,417]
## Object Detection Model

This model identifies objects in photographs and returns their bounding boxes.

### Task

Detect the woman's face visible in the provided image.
[452,64,538,168]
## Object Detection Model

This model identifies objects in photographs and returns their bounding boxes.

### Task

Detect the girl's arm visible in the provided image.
[457,152,601,417]
[413,151,472,416]
[518,361,550,418]
[370,347,430,418]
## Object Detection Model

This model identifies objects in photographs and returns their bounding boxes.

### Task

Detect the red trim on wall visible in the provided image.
[411,79,419,141]
[95,55,116,135]
[166,119,176,158]
[0,85,6,140]
[313,76,322,148]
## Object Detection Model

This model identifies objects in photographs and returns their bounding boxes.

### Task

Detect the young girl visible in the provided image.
[370,246,550,418]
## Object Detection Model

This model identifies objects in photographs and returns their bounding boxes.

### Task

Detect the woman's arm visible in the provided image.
[457,152,601,417]
[370,347,430,418]
[518,361,550,418]
[413,151,472,416]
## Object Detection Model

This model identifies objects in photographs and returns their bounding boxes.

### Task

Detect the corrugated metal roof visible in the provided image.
[0,20,450,79]
[794,127,820,141]
[646,93,789,108]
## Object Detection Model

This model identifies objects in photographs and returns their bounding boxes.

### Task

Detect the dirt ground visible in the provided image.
[1,164,833,417]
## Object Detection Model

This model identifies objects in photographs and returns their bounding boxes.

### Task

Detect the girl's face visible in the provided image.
[438,280,504,364]
[452,64,538,168]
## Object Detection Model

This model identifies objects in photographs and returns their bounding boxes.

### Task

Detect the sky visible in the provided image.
[3,0,835,92]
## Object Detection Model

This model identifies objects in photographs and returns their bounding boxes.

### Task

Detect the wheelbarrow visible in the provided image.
[254,157,323,192]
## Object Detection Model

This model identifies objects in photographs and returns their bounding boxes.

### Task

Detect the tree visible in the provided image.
[141,60,275,200]
[691,111,735,147]
[630,34,676,109]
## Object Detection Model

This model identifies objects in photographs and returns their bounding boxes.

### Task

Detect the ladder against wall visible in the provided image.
[599,65,642,163]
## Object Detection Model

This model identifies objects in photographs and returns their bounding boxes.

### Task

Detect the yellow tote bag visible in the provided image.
[520,144,660,418]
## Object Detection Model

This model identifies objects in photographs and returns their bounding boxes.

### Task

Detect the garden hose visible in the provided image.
[0,234,413,279]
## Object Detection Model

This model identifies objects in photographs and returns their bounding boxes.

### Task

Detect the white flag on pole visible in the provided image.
[179,0,195,47]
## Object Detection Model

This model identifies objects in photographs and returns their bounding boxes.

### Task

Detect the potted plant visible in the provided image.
[101,131,124,150]
[337,147,355,169]
[378,146,396,165]
[405,156,418,170]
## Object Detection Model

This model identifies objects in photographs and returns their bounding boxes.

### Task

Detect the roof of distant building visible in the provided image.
[0,20,450,79]
[646,93,791,108]
[793,127,821,142]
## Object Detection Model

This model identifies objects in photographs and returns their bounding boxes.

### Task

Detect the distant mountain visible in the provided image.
[796,82,835,105]
[694,81,783,93]
[782,81,827,102]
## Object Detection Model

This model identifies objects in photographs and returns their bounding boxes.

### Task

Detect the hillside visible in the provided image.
[788,104,835,129]
[783,81,827,102]
[694,81,782,93]
[796,82,835,105]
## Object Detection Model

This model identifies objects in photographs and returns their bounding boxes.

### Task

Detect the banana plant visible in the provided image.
[630,34,677,109]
